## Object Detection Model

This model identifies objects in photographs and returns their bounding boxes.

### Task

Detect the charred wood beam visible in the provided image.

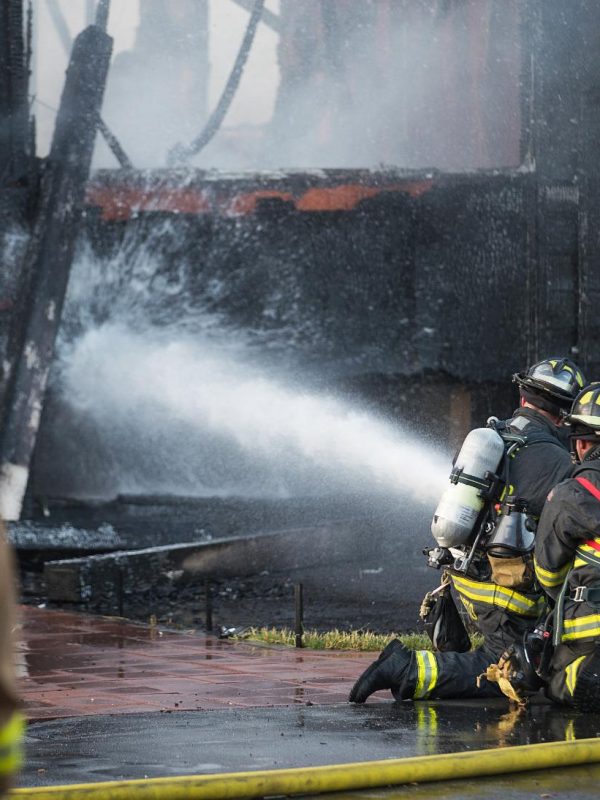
[0,0,30,184]
[96,116,132,169]
[95,0,110,31]
[230,0,280,33]
[45,0,132,168]
[0,22,113,521]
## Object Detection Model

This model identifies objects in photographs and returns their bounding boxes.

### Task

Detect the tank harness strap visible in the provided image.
[570,585,600,604]
[553,566,572,647]
[450,468,490,492]
[576,475,600,501]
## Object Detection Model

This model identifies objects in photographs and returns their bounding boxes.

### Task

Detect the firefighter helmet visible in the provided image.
[565,382,600,440]
[513,358,586,413]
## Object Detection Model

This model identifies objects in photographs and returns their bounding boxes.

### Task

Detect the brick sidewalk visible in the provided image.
[17,607,380,721]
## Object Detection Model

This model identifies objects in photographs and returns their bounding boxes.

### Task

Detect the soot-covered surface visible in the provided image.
[21,701,600,787]
[17,492,438,631]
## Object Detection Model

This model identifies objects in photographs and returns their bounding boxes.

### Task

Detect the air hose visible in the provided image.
[14,737,600,800]
[167,0,265,165]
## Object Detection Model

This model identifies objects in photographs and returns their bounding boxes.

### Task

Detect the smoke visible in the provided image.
[32,1,521,170]
[81,1,519,170]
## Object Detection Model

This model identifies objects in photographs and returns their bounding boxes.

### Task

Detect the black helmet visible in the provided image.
[565,382,600,441]
[513,357,586,415]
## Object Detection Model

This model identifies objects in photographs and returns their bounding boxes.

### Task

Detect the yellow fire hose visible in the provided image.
[11,737,600,800]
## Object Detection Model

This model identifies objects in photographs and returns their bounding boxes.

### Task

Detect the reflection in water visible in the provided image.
[406,699,600,753]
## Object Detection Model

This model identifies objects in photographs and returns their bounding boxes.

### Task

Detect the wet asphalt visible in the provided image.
[21,698,600,794]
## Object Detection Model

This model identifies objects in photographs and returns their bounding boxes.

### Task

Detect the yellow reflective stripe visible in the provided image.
[562,614,600,641]
[576,543,600,563]
[574,540,600,569]
[534,557,571,589]
[451,574,544,617]
[414,650,438,699]
[0,712,24,776]
[565,656,586,696]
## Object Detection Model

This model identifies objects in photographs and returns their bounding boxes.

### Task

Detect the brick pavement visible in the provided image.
[17,607,380,721]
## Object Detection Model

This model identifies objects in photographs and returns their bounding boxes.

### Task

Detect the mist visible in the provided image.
[32,0,521,171]
[31,234,449,502]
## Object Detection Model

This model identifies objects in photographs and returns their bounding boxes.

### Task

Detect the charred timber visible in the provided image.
[0,24,113,521]
[0,0,30,187]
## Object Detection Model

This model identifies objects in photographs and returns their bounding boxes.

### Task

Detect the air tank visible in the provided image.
[431,427,505,549]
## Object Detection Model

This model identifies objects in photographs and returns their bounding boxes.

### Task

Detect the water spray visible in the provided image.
[57,322,449,502]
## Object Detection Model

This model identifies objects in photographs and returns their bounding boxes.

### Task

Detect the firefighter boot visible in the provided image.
[572,649,600,712]
[349,640,412,703]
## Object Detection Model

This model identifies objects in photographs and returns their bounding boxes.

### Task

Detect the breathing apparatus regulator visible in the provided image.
[427,420,535,574]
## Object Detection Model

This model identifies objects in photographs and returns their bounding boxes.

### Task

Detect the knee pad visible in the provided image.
[572,650,600,712]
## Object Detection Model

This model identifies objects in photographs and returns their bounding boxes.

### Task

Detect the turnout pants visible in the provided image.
[545,641,599,707]
[393,646,503,701]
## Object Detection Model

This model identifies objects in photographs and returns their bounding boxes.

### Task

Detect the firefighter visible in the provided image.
[350,358,585,704]
[0,521,24,796]
[533,382,600,710]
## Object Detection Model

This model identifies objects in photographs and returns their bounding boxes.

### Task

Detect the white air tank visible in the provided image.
[431,427,505,549]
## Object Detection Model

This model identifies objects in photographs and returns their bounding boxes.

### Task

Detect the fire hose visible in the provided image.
[13,738,600,799]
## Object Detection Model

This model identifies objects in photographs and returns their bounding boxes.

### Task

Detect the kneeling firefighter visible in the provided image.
[349,358,585,704]
[527,382,600,710]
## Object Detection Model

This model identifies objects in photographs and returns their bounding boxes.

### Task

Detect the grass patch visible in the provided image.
[233,627,484,652]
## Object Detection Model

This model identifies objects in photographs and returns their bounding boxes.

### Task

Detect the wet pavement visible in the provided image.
[20,701,600,787]
[18,606,371,719]
[17,607,600,795]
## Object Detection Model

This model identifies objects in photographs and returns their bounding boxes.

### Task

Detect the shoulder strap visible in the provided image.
[576,475,600,502]
[572,476,600,551]
[515,430,563,449]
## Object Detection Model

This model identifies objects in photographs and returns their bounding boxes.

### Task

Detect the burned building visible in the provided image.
[1,1,600,622]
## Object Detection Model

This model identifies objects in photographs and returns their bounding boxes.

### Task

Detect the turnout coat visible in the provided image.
[535,457,600,644]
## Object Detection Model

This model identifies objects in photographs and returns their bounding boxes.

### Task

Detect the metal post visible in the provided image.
[205,580,213,633]
[116,563,124,617]
[294,583,304,648]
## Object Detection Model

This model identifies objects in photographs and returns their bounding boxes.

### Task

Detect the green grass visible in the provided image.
[233,627,484,652]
